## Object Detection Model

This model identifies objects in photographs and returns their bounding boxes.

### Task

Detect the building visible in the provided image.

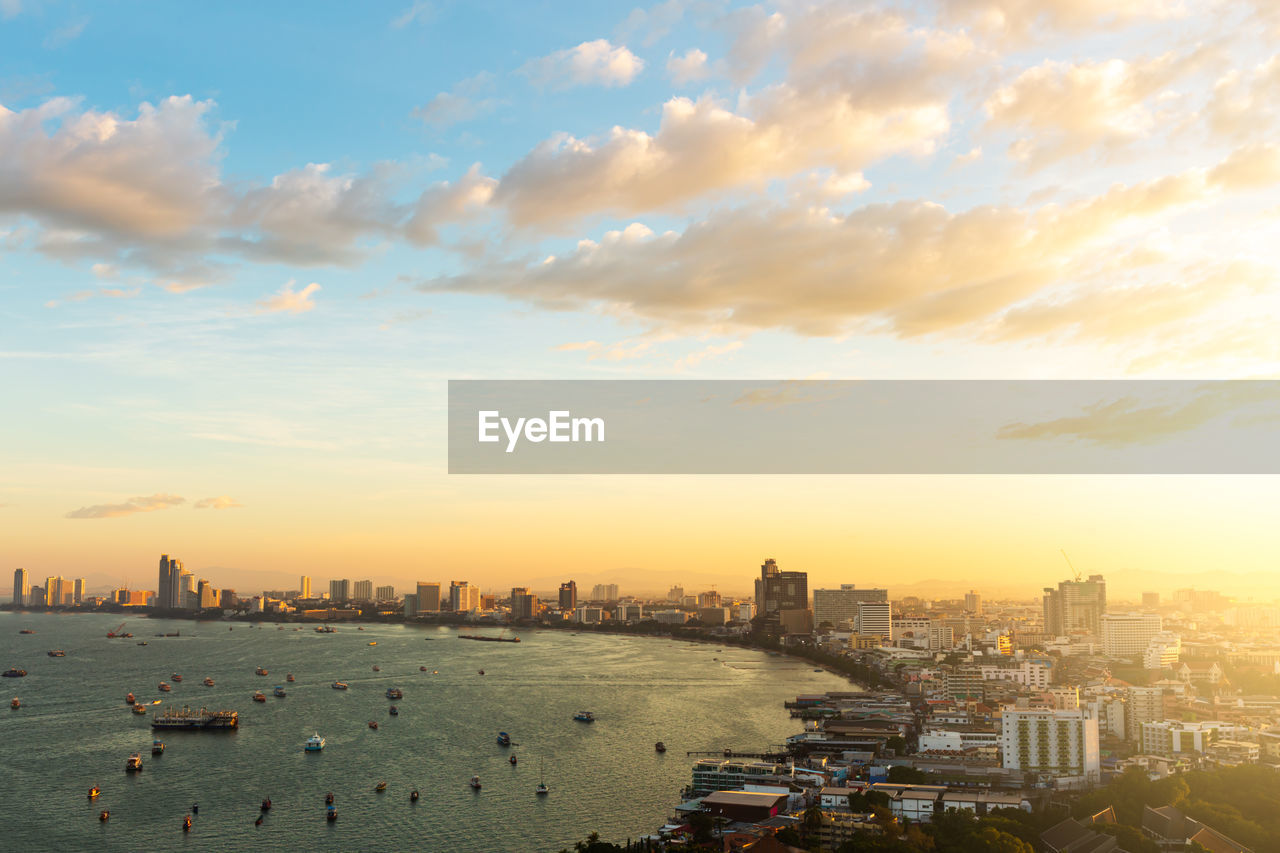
[1101,612,1162,657]
[352,580,373,601]
[698,590,722,608]
[197,579,217,609]
[416,582,441,611]
[1043,574,1107,637]
[667,585,684,602]
[700,791,789,823]
[757,558,809,624]
[813,585,889,627]
[855,602,892,638]
[1143,632,1182,670]
[690,758,794,796]
[402,593,419,618]
[964,590,982,614]
[1142,591,1160,608]
[558,580,577,610]
[300,575,311,599]
[157,554,185,610]
[12,568,28,606]
[375,585,395,601]
[72,577,86,604]
[329,579,350,602]
[510,587,538,620]
[589,583,619,601]
[449,581,480,613]
[1126,686,1168,743]
[999,707,1100,785]
[1140,720,1221,757]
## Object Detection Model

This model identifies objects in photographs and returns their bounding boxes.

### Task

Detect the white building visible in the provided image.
[979,660,1051,690]
[813,585,888,628]
[999,708,1100,785]
[1143,632,1182,670]
[856,602,892,638]
[1102,612,1163,657]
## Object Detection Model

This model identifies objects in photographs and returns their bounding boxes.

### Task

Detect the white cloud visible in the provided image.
[43,15,88,49]
[521,39,645,89]
[666,48,709,84]
[256,280,320,315]
[66,493,185,519]
[193,495,243,510]
[391,1,431,29]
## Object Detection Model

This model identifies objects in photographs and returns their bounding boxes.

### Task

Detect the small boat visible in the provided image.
[260,798,272,811]
[158,682,171,692]
[374,781,387,792]
[477,669,484,675]
[325,792,334,804]
[132,704,147,715]
[99,810,109,821]
[125,692,136,705]
[203,677,215,687]
[386,687,402,699]
[47,650,65,657]
[497,732,511,746]
[252,691,266,702]
[18,629,35,634]
[410,789,419,802]
[368,641,376,646]
[536,758,548,795]
[358,626,364,631]
[419,666,427,672]
[470,775,481,790]
[368,720,379,729]
[332,681,348,690]
[125,753,143,772]
[655,741,666,753]
[813,668,823,673]
[274,686,286,697]
[286,673,295,682]
[2,668,26,678]
[10,698,18,709]
[171,673,182,682]
[389,706,398,716]
[255,667,268,676]
[183,815,192,832]
[316,625,336,633]
[137,641,148,646]
[152,739,165,755]
[192,803,198,814]
[88,786,101,799]
[305,734,325,752]
[326,805,337,821]
[573,710,595,722]
[509,754,517,766]
[372,665,380,672]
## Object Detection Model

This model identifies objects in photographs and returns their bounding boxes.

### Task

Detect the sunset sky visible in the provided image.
[3,0,1279,600]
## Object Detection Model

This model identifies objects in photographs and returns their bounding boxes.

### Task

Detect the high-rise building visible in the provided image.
[855,602,892,637]
[813,585,888,627]
[667,585,684,602]
[44,576,70,606]
[73,577,86,605]
[300,575,312,599]
[1126,686,1167,743]
[329,579,350,602]
[1101,612,1162,657]
[964,590,982,614]
[449,581,479,613]
[510,587,539,620]
[353,580,373,601]
[1000,708,1100,784]
[197,579,218,609]
[375,585,395,601]
[12,568,28,606]
[698,590,721,608]
[558,581,577,610]
[1143,632,1182,670]
[416,582,441,611]
[756,559,808,620]
[1043,574,1107,637]
[157,554,184,609]
[590,583,619,601]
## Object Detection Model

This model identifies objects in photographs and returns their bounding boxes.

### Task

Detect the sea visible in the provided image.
[0,611,852,852]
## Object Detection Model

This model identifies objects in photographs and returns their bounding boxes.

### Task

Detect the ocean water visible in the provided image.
[0,612,849,852]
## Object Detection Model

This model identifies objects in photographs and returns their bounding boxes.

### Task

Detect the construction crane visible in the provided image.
[106,622,127,638]
[1060,550,1081,583]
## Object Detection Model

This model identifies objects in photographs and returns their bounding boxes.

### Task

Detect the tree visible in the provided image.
[887,765,927,784]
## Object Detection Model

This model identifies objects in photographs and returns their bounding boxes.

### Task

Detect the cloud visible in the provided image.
[674,340,743,370]
[193,496,243,510]
[617,0,686,47]
[520,39,645,89]
[66,493,185,519]
[412,72,501,128]
[423,145,1279,339]
[940,0,1180,42]
[1209,56,1280,142]
[666,48,709,84]
[0,0,20,20]
[43,15,88,49]
[256,280,320,314]
[44,286,140,308]
[952,146,983,168]
[391,1,431,28]
[403,164,496,246]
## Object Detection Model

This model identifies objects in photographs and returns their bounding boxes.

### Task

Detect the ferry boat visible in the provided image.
[255,667,268,676]
[305,733,325,752]
[132,704,147,715]
[152,706,239,730]
[125,692,136,704]
[252,691,266,702]
[331,681,348,690]
[47,649,65,657]
[202,677,215,687]
[171,673,183,682]
[497,732,511,746]
[88,786,101,799]
[573,710,595,722]
[386,687,402,699]
[158,682,171,692]
[286,673,295,682]
[152,739,165,755]
[2,668,26,678]
[273,685,286,697]
[125,753,143,772]
[655,741,666,753]
[470,775,482,790]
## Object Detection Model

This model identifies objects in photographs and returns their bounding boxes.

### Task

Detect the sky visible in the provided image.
[3,0,1280,600]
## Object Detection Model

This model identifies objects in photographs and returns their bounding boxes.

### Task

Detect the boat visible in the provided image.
[374,781,387,792]
[152,739,165,755]
[255,667,268,676]
[358,626,364,631]
[326,805,337,821]
[2,668,26,678]
[252,691,266,702]
[470,775,482,790]
[88,786,101,799]
[389,705,398,716]
[132,704,147,715]
[202,677,215,686]
[19,629,34,634]
[419,666,427,672]
[305,734,325,752]
[655,741,666,753]
[478,669,484,675]
[458,634,521,643]
[152,706,239,730]
[325,792,334,804]
[47,650,65,657]
[137,641,147,646]
[372,665,380,672]
[573,710,595,722]
[99,811,109,822]
[535,758,548,795]
[171,673,182,682]
[192,803,199,814]
[125,753,143,772]
[386,687,402,699]
[331,681,348,690]
[273,686,286,697]
[509,754,518,766]
[813,668,823,673]
[10,698,18,709]
[125,692,136,704]
[368,720,378,729]
[497,732,511,746]
[368,641,376,646]
[183,815,192,832]
[158,682,171,692]
[316,625,336,633]
[261,798,272,811]
[286,673,295,682]
[410,789,419,802]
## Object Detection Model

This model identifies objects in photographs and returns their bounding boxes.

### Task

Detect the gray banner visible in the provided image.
[447,380,1280,474]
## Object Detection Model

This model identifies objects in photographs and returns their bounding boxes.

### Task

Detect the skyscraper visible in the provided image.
[757,558,808,619]
[558,580,577,610]
[812,585,888,627]
[157,554,184,610]
[375,585,395,601]
[1043,575,1107,637]
[416,582,441,611]
[449,581,479,612]
[590,583,619,601]
[300,575,312,599]
[12,568,28,606]
[510,587,538,620]
[330,579,350,602]
[73,577,86,605]
[964,590,982,614]
[353,579,373,601]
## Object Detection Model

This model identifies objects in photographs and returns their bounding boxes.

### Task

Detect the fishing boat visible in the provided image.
[655,741,666,753]
[470,775,482,790]
[374,781,387,792]
[305,734,325,751]
[419,666,427,671]
[88,786,101,799]
[252,691,266,702]
[260,798,272,811]
[410,789,419,802]
[202,677,215,687]
[389,705,398,716]
[573,710,595,722]
[331,681,348,690]
[368,720,379,730]
[125,753,143,772]
[183,815,192,832]
[99,811,110,822]
[535,759,548,795]
[2,668,26,678]
[367,641,376,646]
[171,673,182,682]
[326,805,337,821]
[273,685,286,697]
[10,698,18,709]
[131,704,147,715]
[372,665,380,672]
[158,682,171,692]
[47,649,65,657]
[19,629,35,634]
[386,687,402,699]
[497,732,511,746]
[325,792,334,804]
[152,739,165,755]
[255,667,268,676]
[125,692,135,704]
[509,754,518,766]
[286,673,295,682]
